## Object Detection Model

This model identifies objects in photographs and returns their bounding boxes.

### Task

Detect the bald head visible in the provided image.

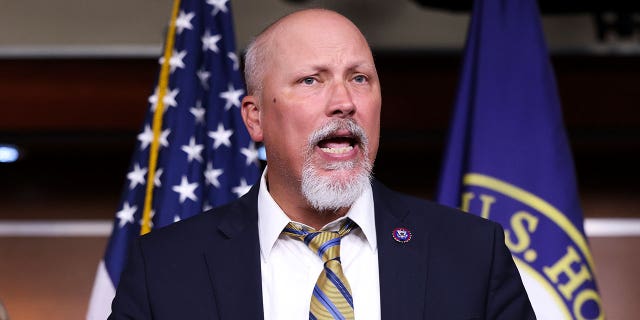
[244,9,373,97]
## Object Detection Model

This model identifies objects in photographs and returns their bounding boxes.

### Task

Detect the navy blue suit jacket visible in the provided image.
[110,181,535,319]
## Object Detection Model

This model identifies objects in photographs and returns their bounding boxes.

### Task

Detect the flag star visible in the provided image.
[116,203,137,228]
[137,125,170,150]
[174,214,182,223]
[127,164,148,189]
[240,142,259,166]
[181,137,204,162]
[232,178,251,198]
[149,87,180,112]
[137,125,154,150]
[159,128,171,148]
[190,102,206,124]
[227,52,239,70]
[159,49,187,73]
[197,68,211,89]
[202,30,222,53]
[203,201,213,211]
[172,175,199,203]
[175,10,195,34]
[154,168,163,187]
[204,162,224,188]
[206,0,229,16]
[148,91,157,108]
[208,123,233,149]
[139,210,156,228]
[219,83,244,110]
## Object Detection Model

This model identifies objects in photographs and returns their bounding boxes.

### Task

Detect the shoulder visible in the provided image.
[372,180,502,238]
[139,185,259,252]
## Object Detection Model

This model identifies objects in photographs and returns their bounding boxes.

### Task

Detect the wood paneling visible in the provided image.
[2,54,640,131]
[0,237,108,320]
[0,54,638,215]
[0,59,156,131]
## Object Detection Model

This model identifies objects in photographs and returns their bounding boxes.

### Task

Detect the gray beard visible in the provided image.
[300,119,373,212]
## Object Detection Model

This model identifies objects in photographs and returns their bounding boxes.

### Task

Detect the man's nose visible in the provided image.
[327,81,355,118]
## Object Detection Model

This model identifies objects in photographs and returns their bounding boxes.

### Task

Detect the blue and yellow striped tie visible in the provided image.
[283,219,358,320]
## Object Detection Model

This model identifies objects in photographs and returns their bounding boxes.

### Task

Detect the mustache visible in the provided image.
[307,119,368,148]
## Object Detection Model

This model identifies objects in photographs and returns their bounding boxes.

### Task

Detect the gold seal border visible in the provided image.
[463,173,595,273]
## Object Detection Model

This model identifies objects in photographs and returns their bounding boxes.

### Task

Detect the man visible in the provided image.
[110,9,535,319]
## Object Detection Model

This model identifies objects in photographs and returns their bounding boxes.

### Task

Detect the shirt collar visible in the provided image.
[257,167,377,261]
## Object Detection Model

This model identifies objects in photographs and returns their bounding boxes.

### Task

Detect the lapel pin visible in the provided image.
[392,227,412,243]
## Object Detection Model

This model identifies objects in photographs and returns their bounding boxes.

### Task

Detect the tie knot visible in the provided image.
[282,219,357,263]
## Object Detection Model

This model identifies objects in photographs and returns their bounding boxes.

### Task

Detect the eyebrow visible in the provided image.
[298,62,376,74]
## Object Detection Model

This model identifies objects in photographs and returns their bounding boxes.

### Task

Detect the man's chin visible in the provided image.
[318,163,364,182]
[301,159,372,213]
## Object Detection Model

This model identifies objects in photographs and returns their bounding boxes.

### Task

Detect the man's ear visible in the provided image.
[241,95,263,142]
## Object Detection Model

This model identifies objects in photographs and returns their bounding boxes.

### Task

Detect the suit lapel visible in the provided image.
[204,184,264,320]
[373,181,430,319]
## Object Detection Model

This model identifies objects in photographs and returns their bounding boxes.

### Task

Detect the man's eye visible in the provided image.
[353,75,367,83]
[302,77,316,85]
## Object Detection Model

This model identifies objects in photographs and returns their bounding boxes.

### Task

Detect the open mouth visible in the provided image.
[307,119,368,159]
[317,133,359,155]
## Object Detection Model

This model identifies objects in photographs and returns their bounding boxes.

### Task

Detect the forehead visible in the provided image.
[266,12,374,68]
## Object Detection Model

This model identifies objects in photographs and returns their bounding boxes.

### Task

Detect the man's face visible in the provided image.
[244,12,381,211]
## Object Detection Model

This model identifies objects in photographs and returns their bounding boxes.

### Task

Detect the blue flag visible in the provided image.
[437,0,603,318]
[87,1,259,318]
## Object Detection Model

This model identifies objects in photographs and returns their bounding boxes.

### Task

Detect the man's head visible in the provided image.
[241,9,381,218]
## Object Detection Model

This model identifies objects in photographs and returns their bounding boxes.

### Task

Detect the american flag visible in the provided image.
[87,1,259,318]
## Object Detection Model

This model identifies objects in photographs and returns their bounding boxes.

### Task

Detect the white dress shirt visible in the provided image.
[258,169,381,320]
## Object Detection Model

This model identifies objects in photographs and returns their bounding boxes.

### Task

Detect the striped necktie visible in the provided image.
[282,219,358,320]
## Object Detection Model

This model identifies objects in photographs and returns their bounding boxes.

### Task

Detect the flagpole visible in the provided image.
[141,0,182,235]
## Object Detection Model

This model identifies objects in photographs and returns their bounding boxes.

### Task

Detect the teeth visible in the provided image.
[320,146,353,154]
